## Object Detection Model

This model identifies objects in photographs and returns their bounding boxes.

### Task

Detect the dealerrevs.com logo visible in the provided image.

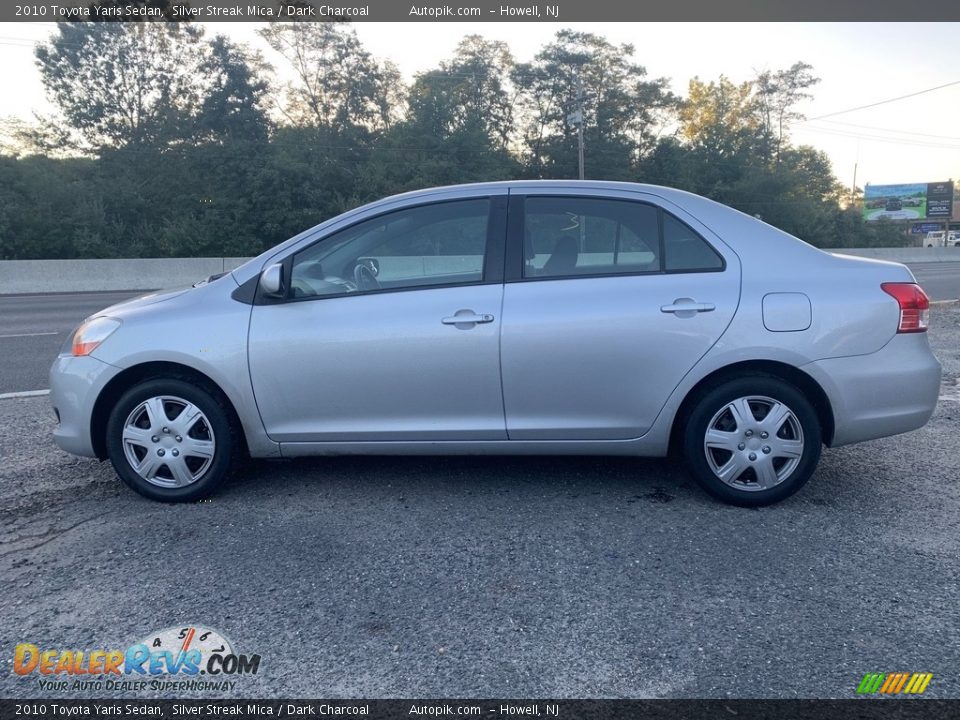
[13,625,261,693]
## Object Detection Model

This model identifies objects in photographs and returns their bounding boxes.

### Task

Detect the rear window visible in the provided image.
[663,213,724,272]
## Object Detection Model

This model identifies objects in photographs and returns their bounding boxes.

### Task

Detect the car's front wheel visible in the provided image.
[682,376,822,506]
[105,378,238,502]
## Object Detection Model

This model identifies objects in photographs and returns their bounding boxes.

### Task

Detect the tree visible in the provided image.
[512,29,677,179]
[647,67,845,248]
[679,76,759,160]
[373,35,521,193]
[35,22,208,151]
[258,23,400,134]
[407,35,516,148]
[754,62,819,164]
[198,36,272,143]
[5,30,880,259]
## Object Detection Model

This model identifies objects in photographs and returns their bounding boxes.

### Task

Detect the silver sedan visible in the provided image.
[50,181,942,506]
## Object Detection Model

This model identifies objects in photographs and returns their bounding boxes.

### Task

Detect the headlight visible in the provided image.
[70,317,121,357]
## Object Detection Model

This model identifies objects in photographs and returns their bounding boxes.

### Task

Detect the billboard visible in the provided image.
[863,181,954,222]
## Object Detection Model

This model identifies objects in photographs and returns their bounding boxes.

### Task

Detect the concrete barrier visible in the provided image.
[0,257,251,294]
[0,247,957,294]
[828,247,960,263]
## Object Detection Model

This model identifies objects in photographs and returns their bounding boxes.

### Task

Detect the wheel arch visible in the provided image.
[90,361,248,460]
[669,359,835,455]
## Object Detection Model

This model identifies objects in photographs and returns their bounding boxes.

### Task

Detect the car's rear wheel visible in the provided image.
[682,376,822,506]
[105,378,237,502]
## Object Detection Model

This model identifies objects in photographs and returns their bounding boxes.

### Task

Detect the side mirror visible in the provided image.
[260,263,285,298]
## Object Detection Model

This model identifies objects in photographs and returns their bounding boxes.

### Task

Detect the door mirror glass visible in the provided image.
[260,263,285,297]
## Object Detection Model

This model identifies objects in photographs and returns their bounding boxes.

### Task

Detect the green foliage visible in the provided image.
[198,36,272,143]
[35,23,208,150]
[754,62,819,164]
[258,22,399,132]
[407,35,515,149]
[512,30,677,180]
[1,26,906,260]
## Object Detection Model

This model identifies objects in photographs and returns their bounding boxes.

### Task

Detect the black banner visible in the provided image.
[1,700,958,720]
[926,182,955,219]
[5,0,960,22]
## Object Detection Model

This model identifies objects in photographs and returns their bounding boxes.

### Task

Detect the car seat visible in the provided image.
[541,236,578,276]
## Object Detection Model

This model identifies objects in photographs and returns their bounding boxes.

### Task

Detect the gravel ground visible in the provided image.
[1,306,958,700]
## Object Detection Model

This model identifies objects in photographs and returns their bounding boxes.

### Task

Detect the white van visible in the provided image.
[924,231,959,247]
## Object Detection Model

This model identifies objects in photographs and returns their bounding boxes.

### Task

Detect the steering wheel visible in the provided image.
[353,262,381,291]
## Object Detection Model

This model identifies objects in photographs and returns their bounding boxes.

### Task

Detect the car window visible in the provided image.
[290,199,490,299]
[662,212,724,272]
[523,197,660,279]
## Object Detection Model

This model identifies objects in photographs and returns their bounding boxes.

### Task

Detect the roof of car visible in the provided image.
[389,179,691,200]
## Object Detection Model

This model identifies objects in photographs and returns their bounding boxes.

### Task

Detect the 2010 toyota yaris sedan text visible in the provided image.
[50,181,942,506]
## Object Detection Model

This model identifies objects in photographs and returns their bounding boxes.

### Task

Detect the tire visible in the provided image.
[682,376,822,507]
[105,378,238,502]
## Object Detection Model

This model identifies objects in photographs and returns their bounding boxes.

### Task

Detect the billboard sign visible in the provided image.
[863,181,954,222]
[926,181,954,218]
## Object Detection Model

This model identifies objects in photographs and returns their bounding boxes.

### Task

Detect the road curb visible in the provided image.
[0,389,50,400]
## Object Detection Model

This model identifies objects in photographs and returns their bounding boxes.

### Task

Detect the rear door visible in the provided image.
[500,190,740,440]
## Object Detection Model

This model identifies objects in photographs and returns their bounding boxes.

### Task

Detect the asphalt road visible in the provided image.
[909,261,960,302]
[0,261,958,395]
[0,304,958,700]
[0,291,142,394]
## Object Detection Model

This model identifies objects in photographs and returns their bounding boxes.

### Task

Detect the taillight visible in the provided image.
[881,283,930,333]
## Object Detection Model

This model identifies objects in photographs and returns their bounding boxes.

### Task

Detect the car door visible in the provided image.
[247,195,508,443]
[500,190,740,440]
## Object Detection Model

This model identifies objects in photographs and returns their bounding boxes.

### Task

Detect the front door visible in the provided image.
[248,196,508,442]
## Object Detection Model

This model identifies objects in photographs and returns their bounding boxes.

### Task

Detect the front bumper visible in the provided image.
[50,354,121,458]
[802,333,942,447]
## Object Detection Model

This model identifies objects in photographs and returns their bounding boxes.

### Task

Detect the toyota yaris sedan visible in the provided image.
[50,181,941,506]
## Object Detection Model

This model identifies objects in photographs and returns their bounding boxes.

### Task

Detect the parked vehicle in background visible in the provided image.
[50,181,942,507]
[925,230,959,247]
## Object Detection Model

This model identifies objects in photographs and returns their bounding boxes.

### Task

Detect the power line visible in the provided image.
[798,124,960,150]
[804,80,960,121]
[813,118,960,142]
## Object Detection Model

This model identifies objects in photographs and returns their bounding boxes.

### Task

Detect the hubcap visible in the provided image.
[121,396,216,488]
[703,395,804,492]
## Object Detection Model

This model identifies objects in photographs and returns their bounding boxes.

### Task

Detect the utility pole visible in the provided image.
[576,71,585,180]
[567,69,586,180]
[562,65,588,248]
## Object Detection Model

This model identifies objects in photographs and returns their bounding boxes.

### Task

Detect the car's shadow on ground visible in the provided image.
[224,453,722,509]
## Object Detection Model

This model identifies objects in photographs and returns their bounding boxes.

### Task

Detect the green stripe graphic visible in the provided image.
[857,673,885,694]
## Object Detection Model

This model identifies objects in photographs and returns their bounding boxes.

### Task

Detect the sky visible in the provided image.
[1,21,958,188]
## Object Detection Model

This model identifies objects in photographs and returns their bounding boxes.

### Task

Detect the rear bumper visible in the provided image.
[50,354,120,458]
[802,333,942,447]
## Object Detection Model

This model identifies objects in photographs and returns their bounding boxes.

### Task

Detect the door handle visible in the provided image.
[660,299,716,314]
[442,311,495,326]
